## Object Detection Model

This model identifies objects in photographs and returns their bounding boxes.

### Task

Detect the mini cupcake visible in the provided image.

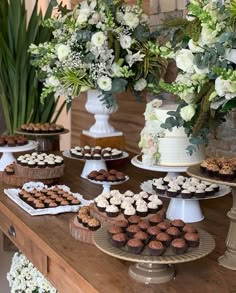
[149,214,164,226]
[37,161,46,168]
[27,160,36,168]
[184,232,200,248]
[138,220,150,232]
[109,197,122,208]
[81,216,93,228]
[200,160,208,173]
[88,218,101,231]
[180,189,192,199]
[47,161,56,168]
[210,184,219,193]
[71,199,81,205]
[133,231,149,244]
[44,198,53,207]
[148,240,165,256]
[126,224,141,238]
[147,226,161,240]
[166,187,178,198]
[154,184,166,195]
[49,202,58,208]
[205,187,214,196]
[93,153,101,160]
[106,205,119,218]
[170,219,185,231]
[182,224,198,234]
[163,175,172,185]
[166,227,182,239]
[34,202,45,209]
[157,221,171,232]
[171,238,188,255]
[111,233,127,248]
[116,172,126,182]
[136,204,148,217]
[115,220,128,230]
[97,198,109,212]
[127,215,141,225]
[147,201,159,214]
[123,205,136,219]
[88,171,99,180]
[206,164,220,177]
[60,200,70,206]
[195,189,206,198]
[127,238,144,254]
[156,232,172,247]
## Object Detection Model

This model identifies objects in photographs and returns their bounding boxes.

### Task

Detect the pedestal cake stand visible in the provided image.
[141,180,231,223]
[187,164,236,270]
[93,226,215,284]
[0,141,38,171]
[63,150,129,179]
[132,155,204,223]
[15,128,69,152]
[87,176,129,193]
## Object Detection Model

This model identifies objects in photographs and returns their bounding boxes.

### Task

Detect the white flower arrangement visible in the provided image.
[149,0,236,153]
[7,252,57,293]
[30,0,167,109]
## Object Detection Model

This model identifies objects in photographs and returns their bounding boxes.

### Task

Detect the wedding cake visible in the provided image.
[139,99,205,166]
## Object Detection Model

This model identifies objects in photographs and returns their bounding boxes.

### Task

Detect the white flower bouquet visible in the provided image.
[7,252,57,293]
[29,0,167,108]
[149,0,236,153]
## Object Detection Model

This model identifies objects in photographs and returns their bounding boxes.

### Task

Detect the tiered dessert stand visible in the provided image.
[0,141,38,171]
[63,150,129,179]
[132,155,231,223]
[15,128,69,152]
[187,164,236,270]
[93,226,215,284]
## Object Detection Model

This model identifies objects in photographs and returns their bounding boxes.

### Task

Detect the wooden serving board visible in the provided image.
[69,215,94,245]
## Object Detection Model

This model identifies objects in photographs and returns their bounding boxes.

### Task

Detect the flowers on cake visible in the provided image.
[7,252,57,293]
[29,0,167,108]
[149,0,236,153]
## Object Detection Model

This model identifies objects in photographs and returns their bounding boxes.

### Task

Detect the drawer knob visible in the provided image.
[8,225,16,237]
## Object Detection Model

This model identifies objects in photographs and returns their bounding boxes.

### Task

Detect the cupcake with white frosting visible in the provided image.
[105,205,119,217]
[124,205,136,219]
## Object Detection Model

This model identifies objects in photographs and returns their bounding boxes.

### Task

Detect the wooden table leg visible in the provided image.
[218,187,236,270]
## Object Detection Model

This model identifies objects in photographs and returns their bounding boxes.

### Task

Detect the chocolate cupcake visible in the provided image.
[111,233,127,248]
[206,164,220,177]
[157,221,171,232]
[127,238,144,254]
[106,205,119,218]
[136,205,148,217]
[128,215,141,225]
[180,189,192,199]
[166,227,182,239]
[71,199,81,205]
[138,220,150,232]
[148,240,165,256]
[182,224,198,234]
[115,220,128,230]
[133,231,149,244]
[184,232,200,248]
[171,238,188,255]
[195,189,206,198]
[107,225,123,237]
[147,226,161,240]
[81,216,92,228]
[126,224,141,238]
[116,172,126,182]
[166,188,178,198]
[156,232,172,247]
[149,214,164,226]
[170,219,185,231]
[49,202,58,208]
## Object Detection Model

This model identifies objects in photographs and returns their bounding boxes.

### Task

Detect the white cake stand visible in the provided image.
[63,150,129,179]
[131,155,205,223]
[141,180,231,223]
[0,141,38,171]
[87,176,129,193]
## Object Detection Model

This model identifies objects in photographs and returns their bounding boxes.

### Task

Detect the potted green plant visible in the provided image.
[0,0,66,135]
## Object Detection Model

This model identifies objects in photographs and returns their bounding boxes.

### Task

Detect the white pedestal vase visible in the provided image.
[82,90,123,138]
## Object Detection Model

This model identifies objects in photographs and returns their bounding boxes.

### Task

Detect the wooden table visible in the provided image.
[0,156,236,293]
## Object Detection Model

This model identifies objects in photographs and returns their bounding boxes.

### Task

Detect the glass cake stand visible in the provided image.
[87,176,129,193]
[93,225,215,284]
[0,141,38,171]
[63,150,129,179]
[187,164,236,271]
[141,180,231,223]
[15,128,69,152]
[132,155,205,223]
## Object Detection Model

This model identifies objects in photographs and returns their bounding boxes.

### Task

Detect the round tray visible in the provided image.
[0,140,38,153]
[93,226,215,264]
[131,155,187,174]
[15,128,69,137]
[63,149,129,162]
[87,176,129,193]
[187,164,236,187]
[141,180,231,201]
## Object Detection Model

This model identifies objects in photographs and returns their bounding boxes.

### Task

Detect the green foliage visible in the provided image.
[0,0,65,135]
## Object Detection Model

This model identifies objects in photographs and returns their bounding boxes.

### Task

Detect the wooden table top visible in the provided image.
[0,155,236,293]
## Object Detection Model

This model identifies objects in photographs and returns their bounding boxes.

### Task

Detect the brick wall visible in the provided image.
[149,0,236,158]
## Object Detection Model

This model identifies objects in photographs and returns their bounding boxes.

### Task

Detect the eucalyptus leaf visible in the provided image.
[133,25,150,42]
[215,42,225,56]
[167,110,180,118]
[110,78,127,94]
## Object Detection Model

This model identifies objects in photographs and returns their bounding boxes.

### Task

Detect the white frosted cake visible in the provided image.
[139,99,205,166]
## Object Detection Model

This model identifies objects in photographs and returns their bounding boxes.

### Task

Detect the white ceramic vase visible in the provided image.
[84,89,119,136]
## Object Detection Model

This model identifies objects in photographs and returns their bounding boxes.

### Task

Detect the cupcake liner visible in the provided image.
[127,245,144,254]
[111,239,127,248]
[171,245,188,255]
[185,239,199,248]
[148,247,165,256]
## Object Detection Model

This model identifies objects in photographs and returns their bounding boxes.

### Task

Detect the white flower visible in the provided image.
[89,12,100,25]
[134,78,147,91]
[56,44,70,61]
[45,76,60,87]
[215,77,236,100]
[116,11,124,23]
[76,13,88,25]
[199,24,217,46]
[123,12,139,28]
[120,35,132,49]
[91,32,106,47]
[125,50,145,67]
[188,39,204,53]
[97,76,112,91]
[180,104,196,122]
[176,49,194,73]
[111,63,123,77]
[193,65,209,74]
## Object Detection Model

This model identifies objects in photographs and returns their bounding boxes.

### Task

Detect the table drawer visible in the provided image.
[0,210,48,275]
